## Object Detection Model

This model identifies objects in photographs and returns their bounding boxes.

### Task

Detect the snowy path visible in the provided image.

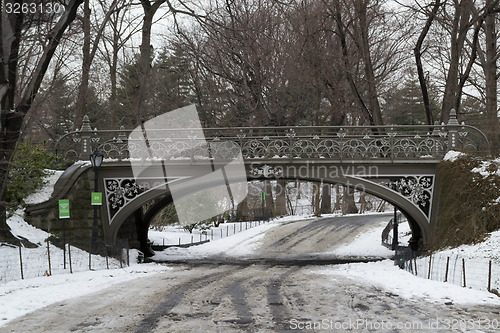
[152,213,394,263]
[2,213,499,332]
[2,264,499,332]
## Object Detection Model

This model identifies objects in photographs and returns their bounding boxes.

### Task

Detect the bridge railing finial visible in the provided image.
[446,109,460,151]
[447,108,460,127]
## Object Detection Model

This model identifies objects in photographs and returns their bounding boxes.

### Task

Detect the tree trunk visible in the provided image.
[359,192,367,214]
[356,1,384,127]
[342,186,358,215]
[236,196,250,221]
[74,0,91,129]
[135,0,166,125]
[275,179,287,216]
[320,183,331,214]
[312,182,320,216]
[485,1,499,154]
[109,25,119,123]
[75,0,119,129]
[441,1,471,122]
[414,0,442,126]
[264,180,274,217]
[0,5,23,243]
[334,184,341,211]
[0,0,84,242]
[334,2,374,125]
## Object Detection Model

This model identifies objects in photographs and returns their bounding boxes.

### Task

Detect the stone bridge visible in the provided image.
[25,110,489,255]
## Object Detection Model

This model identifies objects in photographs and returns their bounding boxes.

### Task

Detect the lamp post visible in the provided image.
[392,206,399,251]
[90,149,103,254]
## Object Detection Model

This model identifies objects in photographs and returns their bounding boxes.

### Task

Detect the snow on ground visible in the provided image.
[437,229,500,263]
[151,214,318,261]
[1,169,499,327]
[327,220,394,258]
[315,260,500,306]
[0,261,170,326]
[2,170,63,246]
[1,211,500,327]
[6,209,51,245]
[24,170,64,205]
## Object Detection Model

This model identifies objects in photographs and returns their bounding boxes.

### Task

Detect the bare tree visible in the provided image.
[73,0,122,129]
[0,0,84,241]
[440,0,473,122]
[476,0,500,152]
[326,0,406,127]
[178,0,340,126]
[320,183,331,214]
[414,0,442,125]
[275,179,287,216]
[410,0,500,150]
[100,1,142,125]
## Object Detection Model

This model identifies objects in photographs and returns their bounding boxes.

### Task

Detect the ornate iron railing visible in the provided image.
[53,110,490,163]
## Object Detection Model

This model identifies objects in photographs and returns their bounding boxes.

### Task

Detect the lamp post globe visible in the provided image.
[90,149,103,169]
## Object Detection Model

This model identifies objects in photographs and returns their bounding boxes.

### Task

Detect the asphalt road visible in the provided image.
[3,214,499,332]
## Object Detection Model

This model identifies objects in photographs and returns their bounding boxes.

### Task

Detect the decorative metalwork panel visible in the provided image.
[388,175,435,220]
[104,177,186,226]
[249,164,283,178]
[104,178,144,225]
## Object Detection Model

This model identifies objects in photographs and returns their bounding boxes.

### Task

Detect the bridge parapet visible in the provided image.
[54,110,489,163]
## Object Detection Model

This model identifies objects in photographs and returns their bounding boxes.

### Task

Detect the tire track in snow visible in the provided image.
[135,265,246,333]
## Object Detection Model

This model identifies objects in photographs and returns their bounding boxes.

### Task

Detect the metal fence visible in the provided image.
[151,219,271,248]
[0,239,130,284]
[53,110,490,163]
[397,250,499,294]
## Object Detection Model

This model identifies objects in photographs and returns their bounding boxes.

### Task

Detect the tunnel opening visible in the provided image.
[111,175,425,260]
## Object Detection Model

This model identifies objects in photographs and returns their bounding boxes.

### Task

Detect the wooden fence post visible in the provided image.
[444,257,450,282]
[462,258,466,287]
[126,242,130,267]
[68,244,73,274]
[488,260,492,292]
[18,244,24,280]
[105,246,109,270]
[47,240,52,276]
[428,254,432,279]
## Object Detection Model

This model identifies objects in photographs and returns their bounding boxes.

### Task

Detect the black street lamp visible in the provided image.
[392,206,399,251]
[90,149,103,254]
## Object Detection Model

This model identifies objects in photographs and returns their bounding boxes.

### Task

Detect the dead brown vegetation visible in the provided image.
[431,157,500,249]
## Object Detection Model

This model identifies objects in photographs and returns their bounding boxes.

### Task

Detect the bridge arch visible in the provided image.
[45,111,491,255]
[108,171,427,254]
